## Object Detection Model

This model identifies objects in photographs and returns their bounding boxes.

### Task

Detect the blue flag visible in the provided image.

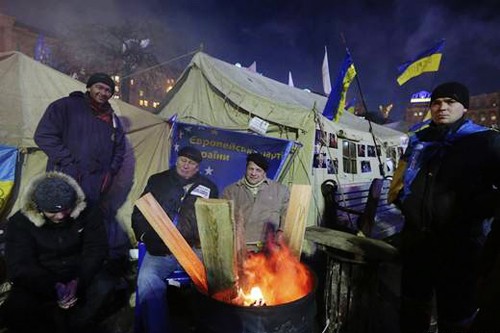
[0,145,17,216]
[322,51,357,122]
[397,39,445,86]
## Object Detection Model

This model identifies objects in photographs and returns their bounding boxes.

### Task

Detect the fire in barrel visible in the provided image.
[136,184,314,333]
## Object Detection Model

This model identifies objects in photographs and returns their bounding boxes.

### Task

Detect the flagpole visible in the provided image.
[340,33,386,178]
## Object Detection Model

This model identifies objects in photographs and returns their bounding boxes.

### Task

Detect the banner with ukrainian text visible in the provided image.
[0,145,17,216]
[170,122,294,192]
[397,39,445,86]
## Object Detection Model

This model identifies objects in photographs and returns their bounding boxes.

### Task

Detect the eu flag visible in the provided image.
[322,51,357,122]
[397,39,445,86]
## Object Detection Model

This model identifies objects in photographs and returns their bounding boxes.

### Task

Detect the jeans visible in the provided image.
[136,251,181,333]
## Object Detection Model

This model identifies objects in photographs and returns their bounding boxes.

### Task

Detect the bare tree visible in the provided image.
[52,19,185,103]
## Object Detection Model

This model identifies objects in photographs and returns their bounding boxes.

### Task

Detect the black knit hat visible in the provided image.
[430,82,469,108]
[178,146,202,163]
[246,153,269,172]
[86,73,115,94]
[33,176,77,212]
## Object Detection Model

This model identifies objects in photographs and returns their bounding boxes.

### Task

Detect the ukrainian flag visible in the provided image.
[323,51,357,122]
[397,39,445,86]
[0,145,17,216]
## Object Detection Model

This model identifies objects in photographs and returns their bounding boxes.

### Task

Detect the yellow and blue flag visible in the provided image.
[397,39,445,86]
[0,145,17,216]
[323,51,357,122]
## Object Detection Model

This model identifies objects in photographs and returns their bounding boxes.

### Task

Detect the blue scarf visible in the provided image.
[401,119,488,202]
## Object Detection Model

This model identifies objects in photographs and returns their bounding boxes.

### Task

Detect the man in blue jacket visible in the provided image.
[34,73,126,207]
[390,82,500,332]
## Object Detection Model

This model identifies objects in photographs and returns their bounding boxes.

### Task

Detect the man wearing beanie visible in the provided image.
[222,152,290,250]
[132,146,218,333]
[3,172,116,332]
[34,72,125,207]
[388,82,500,332]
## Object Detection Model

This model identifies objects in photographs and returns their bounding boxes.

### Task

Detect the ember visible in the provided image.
[214,232,314,306]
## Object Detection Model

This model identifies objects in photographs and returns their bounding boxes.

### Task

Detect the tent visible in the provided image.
[0,51,171,251]
[156,52,407,234]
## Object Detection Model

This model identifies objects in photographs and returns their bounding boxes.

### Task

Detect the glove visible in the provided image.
[55,279,78,309]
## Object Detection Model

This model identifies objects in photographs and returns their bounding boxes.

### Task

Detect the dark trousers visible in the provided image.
[3,269,116,333]
[400,230,483,333]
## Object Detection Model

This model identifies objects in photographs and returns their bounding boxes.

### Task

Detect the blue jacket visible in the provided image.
[34,91,125,204]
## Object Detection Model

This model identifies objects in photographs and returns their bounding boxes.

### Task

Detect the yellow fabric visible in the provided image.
[334,64,357,122]
[0,180,14,216]
[397,53,442,86]
[388,160,407,204]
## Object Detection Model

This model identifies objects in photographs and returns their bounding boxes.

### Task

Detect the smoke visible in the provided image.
[5,0,500,121]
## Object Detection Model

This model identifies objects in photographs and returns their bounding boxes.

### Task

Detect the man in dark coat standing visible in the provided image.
[34,73,126,207]
[3,171,115,332]
[132,146,219,333]
[389,82,500,332]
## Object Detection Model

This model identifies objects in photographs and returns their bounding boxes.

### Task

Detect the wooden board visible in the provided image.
[195,198,237,295]
[135,193,208,293]
[305,226,398,263]
[282,184,312,258]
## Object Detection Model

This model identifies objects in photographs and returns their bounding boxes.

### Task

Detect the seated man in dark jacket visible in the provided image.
[132,146,218,333]
[3,171,115,333]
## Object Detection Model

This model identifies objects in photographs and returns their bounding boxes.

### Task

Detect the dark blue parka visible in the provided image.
[34,91,125,204]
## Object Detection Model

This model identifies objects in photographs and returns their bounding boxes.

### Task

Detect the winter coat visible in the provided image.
[5,172,108,298]
[222,178,289,244]
[398,119,500,238]
[34,91,126,204]
[132,169,219,256]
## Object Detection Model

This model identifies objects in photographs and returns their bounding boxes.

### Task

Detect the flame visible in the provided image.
[239,286,265,306]
[213,234,314,306]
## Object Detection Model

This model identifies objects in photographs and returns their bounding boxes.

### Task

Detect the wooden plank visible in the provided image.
[195,198,237,296]
[305,226,398,262]
[135,193,208,293]
[282,184,312,258]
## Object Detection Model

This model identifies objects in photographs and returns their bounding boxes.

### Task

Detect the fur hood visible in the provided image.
[20,172,87,227]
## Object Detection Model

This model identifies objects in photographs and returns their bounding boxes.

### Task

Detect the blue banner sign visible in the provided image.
[170,122,294,192]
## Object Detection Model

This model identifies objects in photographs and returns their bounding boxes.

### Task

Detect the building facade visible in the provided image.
[404,90,500,129]
[0,11,176,113]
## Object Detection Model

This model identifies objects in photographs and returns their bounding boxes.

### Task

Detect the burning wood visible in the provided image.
[213,227,314,306]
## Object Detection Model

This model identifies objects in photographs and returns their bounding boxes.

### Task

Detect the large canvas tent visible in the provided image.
[157,52,407,230]
[0,51,171,249]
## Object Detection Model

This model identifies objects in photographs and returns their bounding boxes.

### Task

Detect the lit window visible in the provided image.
[166,85,173,93]
[413,112,418,116]
[418,112,423,116]
[139,90,144,97]
[139,100,144,106]
[130,79,134,85]
[342,140,357,174]
[144,100,149,107]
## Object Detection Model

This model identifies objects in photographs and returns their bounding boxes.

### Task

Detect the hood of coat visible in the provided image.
[20,172,87,227]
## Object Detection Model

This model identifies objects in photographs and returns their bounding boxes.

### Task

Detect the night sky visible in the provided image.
[5,0,500,120]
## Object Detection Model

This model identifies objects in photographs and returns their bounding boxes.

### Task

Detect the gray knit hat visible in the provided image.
[33,176,77,212]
